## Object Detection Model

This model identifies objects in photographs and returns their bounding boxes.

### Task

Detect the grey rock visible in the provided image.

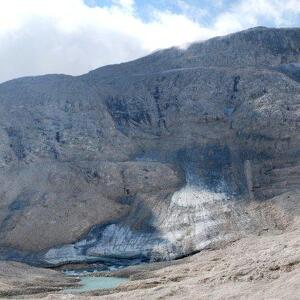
[0,26,299,265]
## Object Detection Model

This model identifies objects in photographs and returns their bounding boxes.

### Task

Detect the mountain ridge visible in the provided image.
[0,26,299,268]
[2,26,300,85]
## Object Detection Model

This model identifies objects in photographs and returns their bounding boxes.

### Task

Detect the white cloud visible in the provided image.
[176,0,208,22]
[215,0,300,32]
[0,0,299,83]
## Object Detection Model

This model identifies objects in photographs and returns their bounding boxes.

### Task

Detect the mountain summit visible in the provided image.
[0,27,299,267]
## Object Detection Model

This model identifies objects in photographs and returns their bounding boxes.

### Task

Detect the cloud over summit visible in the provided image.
[0,0,300,82]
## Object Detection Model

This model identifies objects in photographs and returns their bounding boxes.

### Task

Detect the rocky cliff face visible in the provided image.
[0,27,299,266]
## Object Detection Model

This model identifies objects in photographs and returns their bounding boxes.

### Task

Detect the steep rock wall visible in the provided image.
[0,27,299,266]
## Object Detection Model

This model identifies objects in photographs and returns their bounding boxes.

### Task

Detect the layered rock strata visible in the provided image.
[0,27,299,265]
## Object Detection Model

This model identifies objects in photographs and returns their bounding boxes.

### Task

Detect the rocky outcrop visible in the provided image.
[0,26,299,266]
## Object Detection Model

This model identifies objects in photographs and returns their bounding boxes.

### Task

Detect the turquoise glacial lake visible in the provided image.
[64,276,128,293]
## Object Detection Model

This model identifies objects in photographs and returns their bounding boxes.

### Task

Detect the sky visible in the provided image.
[0,0,300,83]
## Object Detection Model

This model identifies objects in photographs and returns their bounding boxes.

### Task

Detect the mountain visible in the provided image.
[0,26,299,267]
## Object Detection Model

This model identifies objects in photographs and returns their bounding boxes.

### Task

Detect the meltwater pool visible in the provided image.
[64,276,128,293]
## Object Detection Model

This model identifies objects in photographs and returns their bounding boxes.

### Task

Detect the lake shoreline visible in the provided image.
[1,213,299,299]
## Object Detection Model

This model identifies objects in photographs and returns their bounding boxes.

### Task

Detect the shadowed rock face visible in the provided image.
[0,27,300,266]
